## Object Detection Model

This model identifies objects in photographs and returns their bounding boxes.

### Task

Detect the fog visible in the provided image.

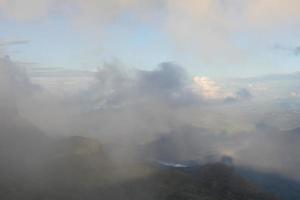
[1,55,300,188]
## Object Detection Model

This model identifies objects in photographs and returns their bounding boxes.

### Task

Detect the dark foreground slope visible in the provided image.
[0,116,279,200]
[238,167,300,200]
[109,163,279,200]
[235,126,300,200]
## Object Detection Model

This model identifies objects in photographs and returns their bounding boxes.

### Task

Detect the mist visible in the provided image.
[1,55,299,185]
[2,1,300,199]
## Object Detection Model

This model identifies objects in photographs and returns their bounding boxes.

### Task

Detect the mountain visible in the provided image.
[283,127,300,139]
[140,126,226,164]
[0,114,51,200]
[35,160,279,200]
[0,114,279,200]
[238,167,300,200]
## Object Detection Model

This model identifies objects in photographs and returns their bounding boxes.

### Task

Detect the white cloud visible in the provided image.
[192,76,225,100]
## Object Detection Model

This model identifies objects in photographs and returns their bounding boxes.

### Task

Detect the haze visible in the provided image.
[1,1,300,200]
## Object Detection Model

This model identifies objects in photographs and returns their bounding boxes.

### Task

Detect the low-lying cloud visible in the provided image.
[1,56,300,181]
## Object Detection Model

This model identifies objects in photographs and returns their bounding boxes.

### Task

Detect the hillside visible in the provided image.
[0,108,280,200]
[0,116,279,200]
[238,167,300,200]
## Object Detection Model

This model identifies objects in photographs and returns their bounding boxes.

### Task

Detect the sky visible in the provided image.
[2,0,300,181]
[1,0,300,77]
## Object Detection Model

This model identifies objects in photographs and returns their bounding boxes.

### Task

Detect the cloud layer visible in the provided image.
[2,43,300,181]
[1,0,300,66]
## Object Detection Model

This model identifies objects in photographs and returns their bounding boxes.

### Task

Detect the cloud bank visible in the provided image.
[1,54,300,181]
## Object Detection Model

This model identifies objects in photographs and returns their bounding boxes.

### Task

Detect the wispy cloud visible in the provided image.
[1,0,300,66]
[0,39,29,46]
[274,44,300,56]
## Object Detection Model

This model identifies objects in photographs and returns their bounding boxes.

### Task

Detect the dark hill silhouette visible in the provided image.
[238,167,300,200]
[0,116,279,200]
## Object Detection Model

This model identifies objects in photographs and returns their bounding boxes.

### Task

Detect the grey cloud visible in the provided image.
[0,56,35,98]
[274,44,300,56]
[0,39,29,46]
[136,62,200,106]
[236,88,252,99]
[86,62,199,111]
[294,46,300,55]
[224,88,252,104]
[2,56,300,183]
[137,62,186,94]
[0,55,40,122]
